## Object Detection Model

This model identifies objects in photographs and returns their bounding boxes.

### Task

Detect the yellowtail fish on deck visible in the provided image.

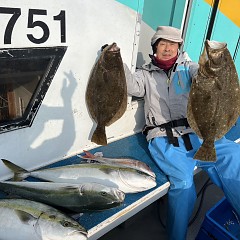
[0,181,125,212]
[1,159,156,193]
[0,198,87,240]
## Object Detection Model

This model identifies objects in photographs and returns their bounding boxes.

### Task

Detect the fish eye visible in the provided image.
[101,191,107,196]
[211,52,224,64]
[136,170,145,175]
[61,220,72,228]
[216,52,223,60]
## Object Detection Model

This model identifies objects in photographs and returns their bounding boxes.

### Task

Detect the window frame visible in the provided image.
[0,46,67,133]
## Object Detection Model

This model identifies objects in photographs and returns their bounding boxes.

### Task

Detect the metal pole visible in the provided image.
[233,34,240,62]
[169,0,177,26]
[206,0,220,40]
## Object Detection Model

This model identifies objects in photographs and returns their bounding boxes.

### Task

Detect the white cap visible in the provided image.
[151,26,183,46]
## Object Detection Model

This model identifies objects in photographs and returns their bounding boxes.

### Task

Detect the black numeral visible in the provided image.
[27,9,50,44]
[53,10,66,43]
[0,7,21,44]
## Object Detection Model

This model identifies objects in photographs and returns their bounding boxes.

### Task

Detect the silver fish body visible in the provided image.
[0,181,125,212]
[0,198,87,240]
[86,42,127,145]
[2,160,156,193]
[79,150,156,178]
[187,40,240,161]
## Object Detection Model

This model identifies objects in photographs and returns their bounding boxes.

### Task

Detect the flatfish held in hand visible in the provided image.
[187,40,240,161]
[86,43,127,145]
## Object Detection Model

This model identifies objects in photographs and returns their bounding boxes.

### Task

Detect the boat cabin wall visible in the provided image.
[0,0,145,180]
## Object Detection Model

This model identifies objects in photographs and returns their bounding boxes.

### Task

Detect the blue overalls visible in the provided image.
[148,133,240,240]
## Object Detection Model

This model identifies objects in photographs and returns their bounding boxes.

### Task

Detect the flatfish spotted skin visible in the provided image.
[187,40,240,161]
[86,43,127,145]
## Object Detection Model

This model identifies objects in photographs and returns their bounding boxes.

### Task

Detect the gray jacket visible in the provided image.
[125,51,199,141]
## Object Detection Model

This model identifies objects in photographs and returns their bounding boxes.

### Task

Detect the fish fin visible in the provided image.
[193,140,216,162]
[80,150,96,159]
[1,159,29,181]
[15,209,37,223]
[91,125,107,145]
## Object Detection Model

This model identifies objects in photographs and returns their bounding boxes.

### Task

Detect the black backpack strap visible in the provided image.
[165,126,179,147]
[181,133,193,151]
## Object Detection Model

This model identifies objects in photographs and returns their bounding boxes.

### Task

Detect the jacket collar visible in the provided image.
[140,51,191,72]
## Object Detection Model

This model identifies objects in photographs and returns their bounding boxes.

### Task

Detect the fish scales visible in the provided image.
[86,42,127,145]
[187,40,240,161]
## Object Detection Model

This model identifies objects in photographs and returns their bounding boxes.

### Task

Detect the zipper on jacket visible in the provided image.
[167,78,170,92]
[166,78,171,85]
[166,61,179,91]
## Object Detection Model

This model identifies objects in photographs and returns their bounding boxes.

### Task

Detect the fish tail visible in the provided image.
[91,125,107,145]
[193,140,216,162]
[1,159,30,181]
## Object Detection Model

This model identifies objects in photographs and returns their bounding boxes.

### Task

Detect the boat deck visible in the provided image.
[0,117,239,240]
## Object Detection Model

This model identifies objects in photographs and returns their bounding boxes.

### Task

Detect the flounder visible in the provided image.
[187,40,240,161]
[86,43,127,145]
